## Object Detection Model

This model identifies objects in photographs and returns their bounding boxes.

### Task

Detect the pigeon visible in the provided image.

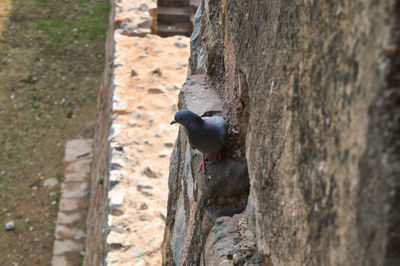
[170,109,228,174]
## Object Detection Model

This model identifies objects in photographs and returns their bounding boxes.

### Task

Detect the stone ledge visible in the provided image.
[178,74,222,116]
[191,149,249,197]
[163,72,251,264]
[204,214,263,265]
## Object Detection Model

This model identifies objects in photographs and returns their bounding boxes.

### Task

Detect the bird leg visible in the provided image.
[198,154,212,174]
[212,151,221,162]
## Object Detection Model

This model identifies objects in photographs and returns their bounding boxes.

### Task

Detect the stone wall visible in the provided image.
[163,0,400,265]
[83,0,116,265]
[84,0,185,264]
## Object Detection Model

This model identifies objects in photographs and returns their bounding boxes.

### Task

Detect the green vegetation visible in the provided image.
[54,191,61,206]
[36,2,110,50]
[56,172,63,181]
[97,175,104,185]
[0,0,109,264]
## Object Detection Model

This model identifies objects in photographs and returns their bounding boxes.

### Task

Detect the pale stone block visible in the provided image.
[113,101,129,114]
[64,139,92,162]
[55,225,86,240]
[59,198,82,212]
[51,255,68,266]
[44,178,59,188]
[65,159,91,174]
[53,239,83,255]
[109,190,125,212]
[57,212,81,225]
[61,182,88,199]
[64,172,87,182]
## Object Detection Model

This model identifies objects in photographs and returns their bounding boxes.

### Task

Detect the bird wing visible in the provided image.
[202,116,228,147]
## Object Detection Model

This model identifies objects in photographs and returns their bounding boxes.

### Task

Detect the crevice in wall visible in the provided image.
[162,71,254,264]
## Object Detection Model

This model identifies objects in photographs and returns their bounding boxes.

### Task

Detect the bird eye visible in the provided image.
[178,118,183,121]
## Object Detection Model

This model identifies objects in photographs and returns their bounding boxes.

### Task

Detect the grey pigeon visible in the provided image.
[170,109,228,173]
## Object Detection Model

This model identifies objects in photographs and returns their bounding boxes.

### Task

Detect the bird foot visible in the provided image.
[212,151,221,162]
[198,155,212,174]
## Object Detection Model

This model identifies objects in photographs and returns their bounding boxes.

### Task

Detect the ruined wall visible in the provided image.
[83,1,115,265]
[163,0,400,265]
[85,0,169,265]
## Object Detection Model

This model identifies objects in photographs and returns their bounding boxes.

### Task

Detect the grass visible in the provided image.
[97,175,104,185]
[54,191,61,206]
[36,2,110,50]
[56,172,63,181]
[0,0,109,264]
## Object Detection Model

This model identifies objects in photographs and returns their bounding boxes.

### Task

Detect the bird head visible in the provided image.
[170,109,203,129]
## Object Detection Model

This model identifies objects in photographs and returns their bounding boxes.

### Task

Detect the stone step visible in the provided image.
[158,7,191,24]
[157,22,193,37]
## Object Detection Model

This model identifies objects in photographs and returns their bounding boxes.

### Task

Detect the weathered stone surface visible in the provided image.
[142,167,158,178]
[112,101,129,114]
[44,178,59,188]
[175,42,187,48]
[51,256,68,266]
[65,158,91,174]
[82,2,116,265]
[148,87,164,94]
[106,231,126,249]
[163,72,250,265]
[109,170,126,186]
[64,172,87,183]
[108,124,127,140]
[191,149,249,197]
[164,0,400,265]
[61,182,88,199]
[178,74,221,116]
[53,239,83,255]
[57,212,82,225]
[134,259,145,266]
[89,7,189,264]
[109,190,125,215]
[204,214,263,266]
[188,6,205,74]
[129,245,147,258]
[204,216,236,266]
[170,195,186,266]
[64,139,92,162]
[158,150,170,158]
[130,68,138,76]
[116,0,157,37]
[58,198,83,212]
[53,137,92,265]
[55,225,86,240]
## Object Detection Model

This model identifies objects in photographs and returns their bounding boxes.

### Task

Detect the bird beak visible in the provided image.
[170,120,176,125]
